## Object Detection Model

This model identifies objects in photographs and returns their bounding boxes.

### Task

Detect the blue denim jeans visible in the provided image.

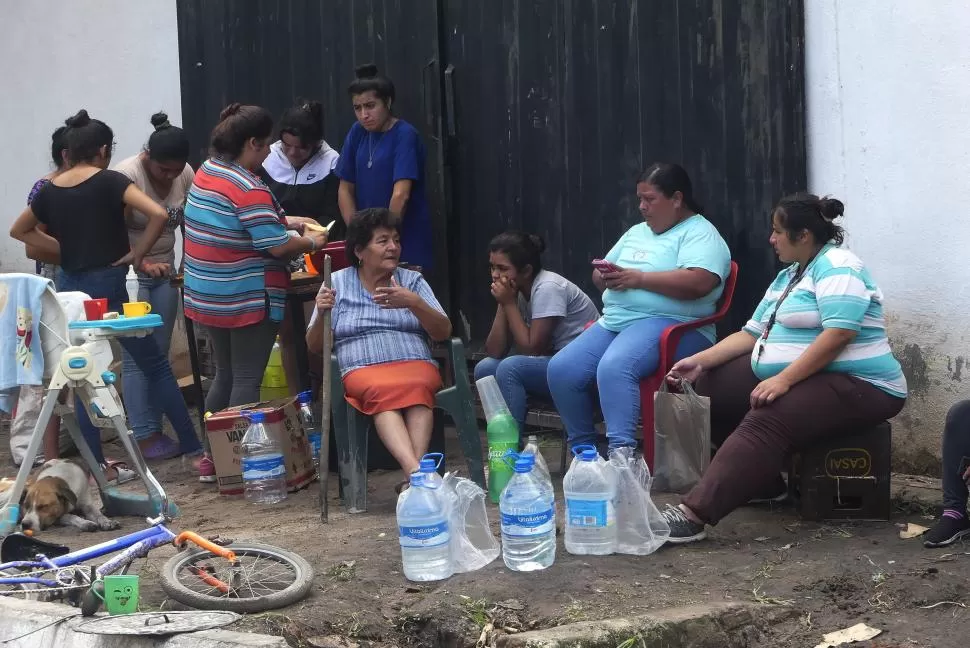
[56,266,201,464]
[121,276,179,442]
[942,400,970,513]
[474,355,552,433]
[547,319,712,450]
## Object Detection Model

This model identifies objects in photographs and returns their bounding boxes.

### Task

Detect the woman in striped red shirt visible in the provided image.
[183,104,328,413]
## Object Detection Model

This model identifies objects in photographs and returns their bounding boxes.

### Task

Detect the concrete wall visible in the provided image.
[0,0,191,366]
[805,0,970,472]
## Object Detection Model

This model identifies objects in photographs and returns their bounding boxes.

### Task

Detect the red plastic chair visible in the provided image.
[640,261,738,470]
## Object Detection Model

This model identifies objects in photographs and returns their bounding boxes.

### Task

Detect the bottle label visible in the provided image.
[488,442,518,475]
[241,453,285,482]
[566,499,613,528]
[501,508,554,537]
[399,521,450,548]
[308,432,322,456]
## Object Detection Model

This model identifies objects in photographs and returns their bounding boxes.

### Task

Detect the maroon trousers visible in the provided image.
[682,355,905,525]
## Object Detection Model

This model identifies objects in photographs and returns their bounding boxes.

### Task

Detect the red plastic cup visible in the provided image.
[83,298,109,321]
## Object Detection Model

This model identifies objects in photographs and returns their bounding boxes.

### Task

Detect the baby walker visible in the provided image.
[0,271,177,537]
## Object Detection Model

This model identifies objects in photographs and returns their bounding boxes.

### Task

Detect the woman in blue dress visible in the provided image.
[336,64,433,270]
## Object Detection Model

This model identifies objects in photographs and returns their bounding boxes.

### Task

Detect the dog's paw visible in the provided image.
[98,518,121,531]
[79,519,99,532]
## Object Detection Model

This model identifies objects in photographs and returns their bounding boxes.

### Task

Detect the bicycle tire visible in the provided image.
[159,542,313,613]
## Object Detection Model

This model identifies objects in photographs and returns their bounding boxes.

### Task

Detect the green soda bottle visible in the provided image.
[475,375,520,503]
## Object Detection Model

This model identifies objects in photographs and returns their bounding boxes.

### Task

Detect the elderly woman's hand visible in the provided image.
[315,286,336,311]
[374,277,419,309]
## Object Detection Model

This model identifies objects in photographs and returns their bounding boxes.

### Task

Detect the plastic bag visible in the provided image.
[440,472,500,573]
[609,447,669,555]
[652,380,711,493]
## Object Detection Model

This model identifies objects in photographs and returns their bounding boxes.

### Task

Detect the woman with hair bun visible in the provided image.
[260,98,343,241]
[336,64,433,270]
[662,192,907,544]
[10,109,201,483]
[112,112,202,465]
[183,103,328,417]
[474,230,599,434]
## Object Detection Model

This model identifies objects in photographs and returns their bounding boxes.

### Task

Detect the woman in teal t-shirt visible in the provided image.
[547,163,731,452]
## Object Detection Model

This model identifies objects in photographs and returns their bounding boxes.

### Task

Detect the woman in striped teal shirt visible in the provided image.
[660,193,907,544]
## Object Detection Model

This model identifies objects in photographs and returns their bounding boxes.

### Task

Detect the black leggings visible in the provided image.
[202,319,280,412]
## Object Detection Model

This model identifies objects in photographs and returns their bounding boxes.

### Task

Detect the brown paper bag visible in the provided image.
[652,380,711,493]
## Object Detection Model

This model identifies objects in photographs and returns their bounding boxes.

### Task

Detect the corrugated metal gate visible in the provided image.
[176,0,805,342]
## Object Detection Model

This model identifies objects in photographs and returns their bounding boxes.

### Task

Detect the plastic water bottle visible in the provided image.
[417,453,444,489]
[475,376,519,503]
[397,472,453,581]
[297,391,321,471]
[125,265,140,303]
[563,444,616,555]
[240,411,287,504]
[500,455,556,571]
[522,435,552,488]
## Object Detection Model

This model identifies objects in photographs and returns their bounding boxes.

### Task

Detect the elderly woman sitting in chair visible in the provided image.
[306,208,451,491]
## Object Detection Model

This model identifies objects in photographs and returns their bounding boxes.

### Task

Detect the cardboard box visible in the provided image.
[206,396,316,496]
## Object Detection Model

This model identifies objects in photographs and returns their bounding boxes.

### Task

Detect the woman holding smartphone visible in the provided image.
[547,163,731,454]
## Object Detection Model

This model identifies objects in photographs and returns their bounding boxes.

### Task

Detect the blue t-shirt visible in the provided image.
[336,120,434,269]
[601,215,731,342]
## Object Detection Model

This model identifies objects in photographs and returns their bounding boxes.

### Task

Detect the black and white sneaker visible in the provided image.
[662,504,707,544]
[923,515,970,548]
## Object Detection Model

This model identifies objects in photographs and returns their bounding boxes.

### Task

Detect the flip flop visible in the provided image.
[101,460,136,486]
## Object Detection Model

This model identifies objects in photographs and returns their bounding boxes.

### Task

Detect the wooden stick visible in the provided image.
[319,255,333,522]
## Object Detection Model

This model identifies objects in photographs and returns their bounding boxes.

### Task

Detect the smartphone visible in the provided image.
[592,258,620,274]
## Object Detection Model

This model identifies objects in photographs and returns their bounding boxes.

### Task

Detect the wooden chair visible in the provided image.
[329,338,486,513]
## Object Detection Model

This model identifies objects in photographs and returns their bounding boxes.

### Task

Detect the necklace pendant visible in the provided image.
[367,160,373,169]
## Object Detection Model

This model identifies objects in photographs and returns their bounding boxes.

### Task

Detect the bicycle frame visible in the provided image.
[0,523,176,588]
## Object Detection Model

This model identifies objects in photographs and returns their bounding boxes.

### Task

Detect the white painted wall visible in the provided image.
[806,0,970,471]
[0,0,190,365]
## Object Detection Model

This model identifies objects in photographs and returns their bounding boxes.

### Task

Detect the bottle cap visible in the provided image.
[297,390,312,404]
[513,457,533,473]
[572,444,598,462]
[247,411,265,423]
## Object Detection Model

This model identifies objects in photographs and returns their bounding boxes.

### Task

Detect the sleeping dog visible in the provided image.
[21,459,120,533]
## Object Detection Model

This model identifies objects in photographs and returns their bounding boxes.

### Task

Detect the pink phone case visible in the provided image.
[592,259,619,273]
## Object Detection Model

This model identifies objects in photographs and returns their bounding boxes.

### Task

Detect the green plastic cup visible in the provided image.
[96,574,139,615]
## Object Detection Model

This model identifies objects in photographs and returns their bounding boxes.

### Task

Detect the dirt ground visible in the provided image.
[3,430,968,648]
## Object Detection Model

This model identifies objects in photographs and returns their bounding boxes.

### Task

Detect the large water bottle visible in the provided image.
[397,472,453,581]
[417,453,444,490]
[240,411,287,504]
[297,391,321,471]
[563,444,616,555]
[500,455,556,571]
[522,435,552,488]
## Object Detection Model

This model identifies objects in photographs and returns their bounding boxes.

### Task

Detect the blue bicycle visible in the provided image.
[0,515,313,614]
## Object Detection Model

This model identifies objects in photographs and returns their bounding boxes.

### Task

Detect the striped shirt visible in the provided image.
[183,158,291,328]
[744,244,907,398]
[309,267,445,377]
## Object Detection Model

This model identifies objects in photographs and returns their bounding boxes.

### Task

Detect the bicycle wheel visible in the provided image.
[159,542,313,613]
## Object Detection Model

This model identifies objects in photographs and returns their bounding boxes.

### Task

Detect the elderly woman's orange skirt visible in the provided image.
[342,360,442,415]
